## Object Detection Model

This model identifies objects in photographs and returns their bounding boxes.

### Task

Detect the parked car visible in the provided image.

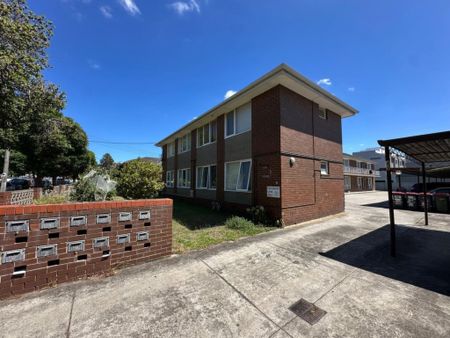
[410,182,450,192]
[6,178,31,191]
[429,187,450,194]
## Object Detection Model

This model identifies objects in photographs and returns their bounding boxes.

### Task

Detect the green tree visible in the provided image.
[116,160,164,199]
[100,153,114,170]
[0,0,53,149]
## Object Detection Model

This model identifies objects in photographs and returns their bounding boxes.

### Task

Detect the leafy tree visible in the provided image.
[0,0,53,150]
[116,160,164,199]
[100,153,114,170]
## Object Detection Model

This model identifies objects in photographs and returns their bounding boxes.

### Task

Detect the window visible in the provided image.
[166,171,174,188]
[320,161,329,175]
[343,159,350,167]
[197,121,217,147]
[357,177,362,189]
[225,160,252,191]
[178,133,191,153]
[167,142,175,158]
[319,107,328,120]
[344,176,351,190]
[225,102,251,137]
[196,165,217,190]
[368,177,373,189]
[177,168,191,188]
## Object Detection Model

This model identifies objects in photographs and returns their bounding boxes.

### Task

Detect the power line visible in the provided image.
[90,140,157,145]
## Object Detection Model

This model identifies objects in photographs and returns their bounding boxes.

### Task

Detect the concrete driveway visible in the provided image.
[1,192,449,337]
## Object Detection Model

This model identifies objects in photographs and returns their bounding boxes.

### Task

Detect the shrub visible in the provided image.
[225,216,256,231]
[246,205,270,225]
[34,194,68,205]
[70,170,116,202]
[115,160,164,199]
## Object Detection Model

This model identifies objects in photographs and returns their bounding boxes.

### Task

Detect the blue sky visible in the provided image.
[29,0,450,162]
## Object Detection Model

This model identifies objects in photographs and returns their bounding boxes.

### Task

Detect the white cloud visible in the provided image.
[100,6,113,18]
[317,78,332,86]
[224,90,236,99]
[348,87,355,92]
[118,0,141,15]
[169,0,200,15]
[88,60,101,70]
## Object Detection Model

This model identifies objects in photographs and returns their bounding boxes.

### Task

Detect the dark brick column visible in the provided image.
[161,145,167,186]
[216,115,225,203]
[191,130,197,197]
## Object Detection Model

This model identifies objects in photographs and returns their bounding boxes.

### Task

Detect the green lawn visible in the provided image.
[172,200,275,254]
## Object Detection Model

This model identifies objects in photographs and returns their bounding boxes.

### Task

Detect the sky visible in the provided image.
[29,0,450,162]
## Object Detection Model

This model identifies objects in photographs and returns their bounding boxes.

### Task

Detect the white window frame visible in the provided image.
[197,121,217,148]
[167,142,175,158]
[177,168,191,188]
[344,176,351,190]
[224,159,252,192]
[224,102,251,139]
[357,177,362,189]
[318,107,328,120]
[178,133,191,154]
[196,164,217,190]
[320,161,329,175]
[165,170,174,188]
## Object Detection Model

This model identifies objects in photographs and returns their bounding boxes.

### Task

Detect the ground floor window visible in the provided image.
[196,165,217,190]
[320,161,329,175]
[344,176,351,190]
[166,170,174,188]
[357,177,362,189]
[225,160,252,191]
[368,177,373,189]
[177,168,191,188]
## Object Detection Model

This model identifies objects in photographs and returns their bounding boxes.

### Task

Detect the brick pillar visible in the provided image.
[216,115,225,203]
[191,130,197,197]
[161,145,167,185]
[174,139,179,194]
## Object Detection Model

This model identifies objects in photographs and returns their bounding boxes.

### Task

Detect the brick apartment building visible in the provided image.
[156,64,358,225]
[343,153,379,192]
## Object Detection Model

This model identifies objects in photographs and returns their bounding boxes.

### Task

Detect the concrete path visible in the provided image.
[1,192,449,337]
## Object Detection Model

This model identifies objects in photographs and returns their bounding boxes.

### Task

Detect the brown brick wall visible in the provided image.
[0,199,172,299]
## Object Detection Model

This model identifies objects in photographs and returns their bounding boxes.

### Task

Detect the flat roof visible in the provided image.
[378,131,450,163]
[156,64,358,146]
[343,153,375,164]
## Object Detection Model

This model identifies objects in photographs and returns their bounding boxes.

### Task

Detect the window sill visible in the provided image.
[224,129,251,140]
[224,189,252,193]
[197,141,216,149]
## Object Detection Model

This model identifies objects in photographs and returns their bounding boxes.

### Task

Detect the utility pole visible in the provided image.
[1,149,10,192]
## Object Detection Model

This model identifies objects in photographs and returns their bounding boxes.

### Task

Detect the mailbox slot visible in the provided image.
[139,210,151,220]
[37,244,58,258]
[118,212,132,222]
[6,220,29,233]
[136,231,149,241]
[96,214,111,224]
[93,237,110,249]
[40,218,60,230]
[117,234,130,244]
[70,216,87,227]
[67,240,85,253]
[1,249,26,264]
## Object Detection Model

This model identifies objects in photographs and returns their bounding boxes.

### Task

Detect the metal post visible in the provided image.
[422,162,429,225]
[385,146,396,257]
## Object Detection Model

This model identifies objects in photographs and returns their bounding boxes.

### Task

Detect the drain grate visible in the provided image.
[289,298,326,325]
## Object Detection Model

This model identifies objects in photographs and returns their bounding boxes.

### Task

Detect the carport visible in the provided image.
[378,131,450,256]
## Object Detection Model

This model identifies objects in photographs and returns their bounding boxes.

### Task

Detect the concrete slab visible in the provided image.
[0,191,449,338]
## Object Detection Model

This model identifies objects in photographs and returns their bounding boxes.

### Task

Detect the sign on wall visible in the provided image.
[267,186,280,198]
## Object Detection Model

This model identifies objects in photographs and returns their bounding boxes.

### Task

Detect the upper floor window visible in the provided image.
[320,161,329,175]
[318,107,328,120]
[343,159,350,167]
[167,142,175,158]
[197,121,217,147]
[225,102,251,138]
[178,133,191,153]
[225,160,252,191]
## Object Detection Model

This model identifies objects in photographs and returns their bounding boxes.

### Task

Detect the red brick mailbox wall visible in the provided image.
[0,199,172,299]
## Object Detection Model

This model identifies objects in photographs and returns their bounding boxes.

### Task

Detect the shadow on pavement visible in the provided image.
[321,224,450,296]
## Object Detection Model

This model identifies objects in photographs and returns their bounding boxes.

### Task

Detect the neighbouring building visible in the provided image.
[156,64,358,225]
[343,153,379,192]
[353,147,419,191]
